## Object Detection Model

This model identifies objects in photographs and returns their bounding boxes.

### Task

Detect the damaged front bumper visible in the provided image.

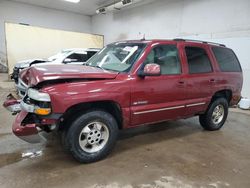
[3,94,21,114]
[12,109,60,143]
[4,95,60,143]
[13,111,46,143]
[4,84,62,143]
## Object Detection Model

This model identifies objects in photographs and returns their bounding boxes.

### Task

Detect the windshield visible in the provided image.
[48,50,72,61]
[86,43,146,72]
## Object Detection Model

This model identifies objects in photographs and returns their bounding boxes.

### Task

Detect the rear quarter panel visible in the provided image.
[213,72,243,105]
[208,46,243,105]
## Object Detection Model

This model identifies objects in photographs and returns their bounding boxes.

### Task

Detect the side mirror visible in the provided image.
[138,63,161,77]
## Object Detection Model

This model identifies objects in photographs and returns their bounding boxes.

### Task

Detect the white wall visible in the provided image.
[92,0,250,98]
[92,0,250,44]
[0,0,91,72]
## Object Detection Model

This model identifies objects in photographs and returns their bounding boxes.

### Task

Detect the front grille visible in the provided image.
[17,78,28,98]
[20,91,26,96]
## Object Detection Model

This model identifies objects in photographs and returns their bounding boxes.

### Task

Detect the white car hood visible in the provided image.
[15,59,45,69]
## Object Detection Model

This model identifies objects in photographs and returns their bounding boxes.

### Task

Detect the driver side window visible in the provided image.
[144,45,181,75]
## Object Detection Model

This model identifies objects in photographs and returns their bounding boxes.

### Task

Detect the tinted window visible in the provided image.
[185,47,212,74]
[87,51,98,59]
[144,45,181,75]
[212,47,241,72]
[66,53,87,62]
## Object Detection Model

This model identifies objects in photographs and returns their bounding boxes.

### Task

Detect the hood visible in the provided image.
[19,64,119,86]
[15,59,46,68]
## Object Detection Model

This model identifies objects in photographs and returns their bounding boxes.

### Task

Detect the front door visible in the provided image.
[130,43,187,126]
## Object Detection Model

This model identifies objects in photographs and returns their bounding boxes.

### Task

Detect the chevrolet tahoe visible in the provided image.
[4,39,243,163]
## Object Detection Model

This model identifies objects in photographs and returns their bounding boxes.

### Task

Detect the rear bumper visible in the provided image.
[230,94,242,106]
[12,111,46,143]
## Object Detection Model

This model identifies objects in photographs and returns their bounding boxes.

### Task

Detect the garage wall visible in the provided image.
[5,23,103,75]
[92,0,250,43]
[0,0,92,72]
[92,0,250,98]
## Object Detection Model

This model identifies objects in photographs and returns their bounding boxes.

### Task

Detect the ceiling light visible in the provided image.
[63,0,80,3]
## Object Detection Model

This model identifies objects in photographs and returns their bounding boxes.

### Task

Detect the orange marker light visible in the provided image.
[34,108,51,115]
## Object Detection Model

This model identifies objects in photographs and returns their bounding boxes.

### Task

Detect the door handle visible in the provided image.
[209,79,216,83]
[178,80,185,85]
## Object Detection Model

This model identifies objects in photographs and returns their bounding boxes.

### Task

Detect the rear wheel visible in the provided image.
[64,110,118,163]
[199,98,228,131]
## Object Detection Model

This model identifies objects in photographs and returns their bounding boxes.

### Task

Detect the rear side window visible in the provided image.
[87,51,98,59]
[185,47,212,74]
[212,47,241,72]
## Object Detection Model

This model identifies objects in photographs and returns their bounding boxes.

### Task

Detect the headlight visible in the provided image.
[28,88,51,102]
[24,88,51,115]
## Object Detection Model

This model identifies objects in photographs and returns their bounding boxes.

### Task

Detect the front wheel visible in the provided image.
[64,110,118,163]
[199,98,228,131]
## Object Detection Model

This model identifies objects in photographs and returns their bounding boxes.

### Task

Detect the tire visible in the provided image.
[64,110,118,163]
[199,98,228,131]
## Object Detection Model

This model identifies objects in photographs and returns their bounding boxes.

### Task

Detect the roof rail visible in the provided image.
[173,38,226,47]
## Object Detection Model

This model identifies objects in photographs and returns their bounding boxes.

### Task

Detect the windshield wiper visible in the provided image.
[83,64,119,73]
[92,65,106,70]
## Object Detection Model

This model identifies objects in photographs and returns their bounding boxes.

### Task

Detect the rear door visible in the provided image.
[181,43,216,116]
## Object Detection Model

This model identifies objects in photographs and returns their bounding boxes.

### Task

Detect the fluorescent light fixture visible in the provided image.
[63,0,80,3]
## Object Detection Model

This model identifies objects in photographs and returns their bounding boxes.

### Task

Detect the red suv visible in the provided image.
[4,39,243,163]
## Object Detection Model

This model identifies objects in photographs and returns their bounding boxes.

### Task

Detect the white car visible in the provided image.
[12,48,100,97]
[44,48,100,65]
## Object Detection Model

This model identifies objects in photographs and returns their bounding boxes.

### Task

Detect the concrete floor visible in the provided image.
[0,73,250,188]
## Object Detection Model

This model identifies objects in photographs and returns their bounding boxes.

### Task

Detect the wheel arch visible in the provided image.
[211,89,232,104]
[58,100,123,131]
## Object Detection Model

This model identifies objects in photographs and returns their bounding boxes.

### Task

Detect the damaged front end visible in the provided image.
[4,64,118,144]
[13,110,60,143]
[3,87,61,143]
[13,111,45,143]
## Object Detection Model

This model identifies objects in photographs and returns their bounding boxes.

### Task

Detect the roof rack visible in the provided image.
[173,38,226,47]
